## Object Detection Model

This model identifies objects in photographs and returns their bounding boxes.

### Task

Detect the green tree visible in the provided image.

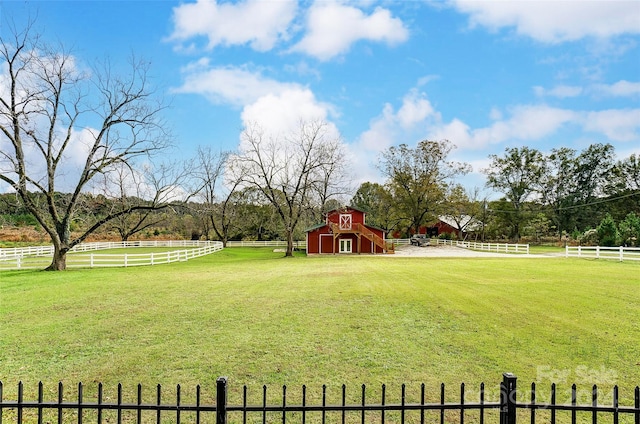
[607,154,640,219]
[539,147,578,238]
[351,182,399,235]
[618,212,640,247]
[597,214,619,247]
[524,212,552,242]
[378,140,470,236]
[483,146,544,241]
[571,143,616,230]
[441,184,483,240]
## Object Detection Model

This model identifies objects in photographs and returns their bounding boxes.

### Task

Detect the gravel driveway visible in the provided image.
[392,244,545,258]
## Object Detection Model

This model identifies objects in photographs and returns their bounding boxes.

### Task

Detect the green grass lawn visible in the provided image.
[527,244,566,254]
[1,248,638,410]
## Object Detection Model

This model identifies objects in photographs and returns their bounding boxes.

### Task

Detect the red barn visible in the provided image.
[306,206,393,254]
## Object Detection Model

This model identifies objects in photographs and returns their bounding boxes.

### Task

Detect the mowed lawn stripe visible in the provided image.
[1,248,638,404]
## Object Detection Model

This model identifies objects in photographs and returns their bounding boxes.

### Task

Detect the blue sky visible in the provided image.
[2,0,640,196]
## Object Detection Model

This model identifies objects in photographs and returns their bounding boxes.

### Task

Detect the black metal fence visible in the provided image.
[0,374,638,423]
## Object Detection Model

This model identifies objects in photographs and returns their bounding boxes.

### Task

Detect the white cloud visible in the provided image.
[534,80,640,99]
[291,1,409,61]
[591,80,640,97]
[355,91,639,163]
[169,0,297,51]
[240,88,338,137]
[172,60,339,146]
[348,89,439,186]
[534,85,583,98]
[428,118,473,148]
[396,89,436,129]
[427,105,577,150]
[582,109,640,141]
[356,90,438,152]
[173,62,300,105]
[489,108,503,121]
[428,104,640,150]
[452,0,640,43]
[357,104,397,152]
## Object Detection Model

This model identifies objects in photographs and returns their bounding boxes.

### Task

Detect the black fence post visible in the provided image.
[217,377,228,424]
[500,373,517,424]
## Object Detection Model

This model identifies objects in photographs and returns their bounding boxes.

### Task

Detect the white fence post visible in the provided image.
[619,246,623,262]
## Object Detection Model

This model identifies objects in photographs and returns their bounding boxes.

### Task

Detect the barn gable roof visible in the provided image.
[304,223,326,232]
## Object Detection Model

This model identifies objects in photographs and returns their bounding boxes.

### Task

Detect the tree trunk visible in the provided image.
[46,247,68,271]
[285,230,294,257]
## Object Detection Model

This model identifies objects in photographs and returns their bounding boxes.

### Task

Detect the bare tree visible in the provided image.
[230,120,349,256]
[96,161,188,241]
[0,21,173,270]
[192,145,243,246]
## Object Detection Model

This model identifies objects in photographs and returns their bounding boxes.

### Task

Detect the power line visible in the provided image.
[555,191,640,211]
[486,190,640,214]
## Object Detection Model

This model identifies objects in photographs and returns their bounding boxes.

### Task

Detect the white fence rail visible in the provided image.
[388,238,411,246]
[0,240,223,270]
[428,238,530,254]
[454,240,529,254]
[226,240,305,248]
[565,245,640,262]
[388,238,530,253]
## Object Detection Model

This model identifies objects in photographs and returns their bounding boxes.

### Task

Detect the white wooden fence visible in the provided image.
[225,240,305,248]
[565,245,640,262]
[0,240,223,270]
[454,240,530,254]
[388,238,530,253]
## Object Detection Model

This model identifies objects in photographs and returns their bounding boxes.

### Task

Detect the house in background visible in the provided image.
[306,206,394,254]
[420,215,481,240]
[394,215,481,240]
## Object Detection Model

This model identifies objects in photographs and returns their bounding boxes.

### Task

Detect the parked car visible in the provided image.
[410,234,430,246]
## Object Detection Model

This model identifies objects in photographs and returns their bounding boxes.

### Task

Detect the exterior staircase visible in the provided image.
[329,222,394,254]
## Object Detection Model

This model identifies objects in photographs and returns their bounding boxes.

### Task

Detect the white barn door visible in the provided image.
[339,214,352,230]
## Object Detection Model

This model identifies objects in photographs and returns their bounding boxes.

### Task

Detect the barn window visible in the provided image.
[339,214,352,230]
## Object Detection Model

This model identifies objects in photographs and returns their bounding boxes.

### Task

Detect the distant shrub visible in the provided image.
[579,229,598,246]
[438,232,456,240]
[12,214,38,227]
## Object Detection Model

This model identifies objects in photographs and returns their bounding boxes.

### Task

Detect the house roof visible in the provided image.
[438,215,482,231]
[305,206,379,234]
[304,223,327,232]
[325,205,368,214]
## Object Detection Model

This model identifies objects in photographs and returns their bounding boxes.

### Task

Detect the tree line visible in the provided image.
[352,142,639,245]
[1,19,638,270]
